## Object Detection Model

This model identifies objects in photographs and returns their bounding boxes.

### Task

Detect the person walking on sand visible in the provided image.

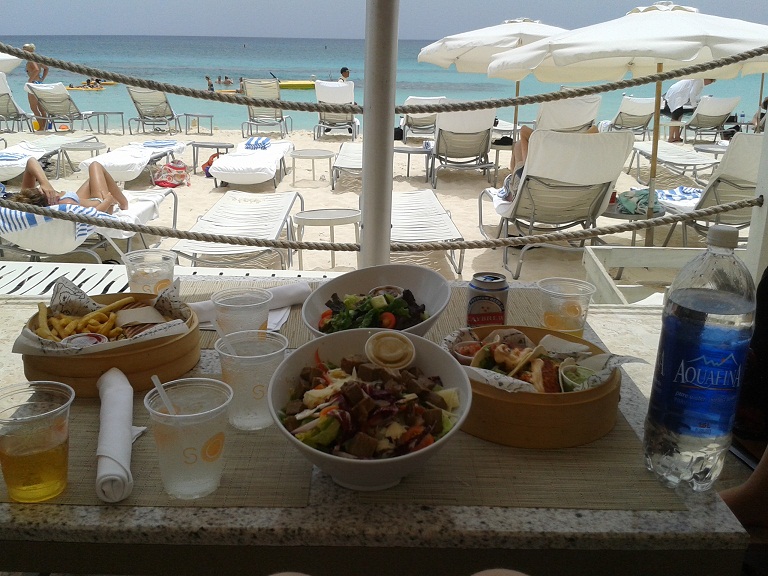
[661,78,715,143]
[23,43,49,131]
[14,158,129,213]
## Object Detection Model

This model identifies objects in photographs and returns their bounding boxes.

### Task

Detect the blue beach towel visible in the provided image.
[0,152,28,162]
[656,186,703,202]
[142,140,177,148]
[244,137,271,150]
[0,203,119,243]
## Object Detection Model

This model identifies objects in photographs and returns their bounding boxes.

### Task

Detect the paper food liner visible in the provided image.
[442,327,645,394]
[13,277,191,357]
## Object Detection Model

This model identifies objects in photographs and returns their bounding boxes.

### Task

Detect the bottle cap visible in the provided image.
[707,224,738,249]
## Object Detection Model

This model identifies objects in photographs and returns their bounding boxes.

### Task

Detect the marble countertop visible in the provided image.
[0,283,752,576]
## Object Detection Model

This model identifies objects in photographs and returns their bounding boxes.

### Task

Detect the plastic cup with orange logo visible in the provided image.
[144,378,233,499]
[122,249,176,294]
[537,278,596,339]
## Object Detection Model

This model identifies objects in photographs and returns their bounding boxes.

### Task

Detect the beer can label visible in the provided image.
[467,272,508,327]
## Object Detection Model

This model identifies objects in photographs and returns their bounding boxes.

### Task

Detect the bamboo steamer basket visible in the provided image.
[23,293,200,398]
[460,325,621,449]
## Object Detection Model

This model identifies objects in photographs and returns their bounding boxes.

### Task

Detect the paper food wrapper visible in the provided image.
[13,277,191,357]
[443,327,645,394]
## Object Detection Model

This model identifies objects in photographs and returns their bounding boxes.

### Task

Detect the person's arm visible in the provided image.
[689,81,704,107]
[21,158,58,204]
[39,63,49,82]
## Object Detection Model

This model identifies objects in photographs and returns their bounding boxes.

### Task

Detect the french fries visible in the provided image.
[34,297,138,343]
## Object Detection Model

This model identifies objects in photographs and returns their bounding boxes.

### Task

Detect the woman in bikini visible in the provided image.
[15,157,129,213]
[23,43,49,131]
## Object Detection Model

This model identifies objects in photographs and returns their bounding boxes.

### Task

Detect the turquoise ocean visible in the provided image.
[3,35,765,132]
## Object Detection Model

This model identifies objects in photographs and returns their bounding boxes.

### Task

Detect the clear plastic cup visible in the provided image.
[537,277,596,338]
[122,249,176,294]
[0,381,76,503]
[215,330,288,431]
[144,378,233,499]
[211,288,273,335]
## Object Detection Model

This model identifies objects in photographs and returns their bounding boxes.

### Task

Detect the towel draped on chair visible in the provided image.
[245,137,271,150]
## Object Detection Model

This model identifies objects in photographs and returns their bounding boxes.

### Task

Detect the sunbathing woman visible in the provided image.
[15,157,128,213]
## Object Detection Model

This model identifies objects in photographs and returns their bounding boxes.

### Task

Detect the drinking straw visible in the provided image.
[212,318,237,355]
[150,375,177,415]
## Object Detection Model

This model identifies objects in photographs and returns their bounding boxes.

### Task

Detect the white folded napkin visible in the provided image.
[95,367,145,503]
[190,282,312,332]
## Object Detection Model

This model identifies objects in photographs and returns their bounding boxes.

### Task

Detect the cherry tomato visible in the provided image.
[379,311,397,329]
[318,309,334,330]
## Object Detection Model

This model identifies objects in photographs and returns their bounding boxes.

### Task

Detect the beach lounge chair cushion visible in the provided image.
[208,141,294,185]
[0,134,100,181]
[79,140,187,182]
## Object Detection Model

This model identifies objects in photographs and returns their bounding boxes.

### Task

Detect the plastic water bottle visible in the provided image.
[739,111,746,124]
[643,225,756,492]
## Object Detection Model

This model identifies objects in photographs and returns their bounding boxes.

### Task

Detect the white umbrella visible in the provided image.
[0,53,21,74]
[487,1,768,244]
[418,18,567,130]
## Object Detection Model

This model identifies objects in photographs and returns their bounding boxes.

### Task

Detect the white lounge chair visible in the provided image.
[399,96,446,143]
[391,189,465,274]
[431,106,497,188]
[171,190,303,269]
[659,132,763,246]
[79,139,187,184]
[0,195,170,263]
[25,83,108,133]
[478,130,634,279]
[241,78,292,138]
[533,94,602,132]
[331,142,362,190]
[0,72,33,133]
[126,86,183,135]
[0,133,99,180]
[629,140,720,185]
[682,96,741,143]
[608,96,656,140]
[313,80,359,141]
[208,139,294,188]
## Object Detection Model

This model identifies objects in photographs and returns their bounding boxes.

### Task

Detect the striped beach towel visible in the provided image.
[656,186,702,202]
[142,140,178,148]
[0,203,120,243]
[244,136,271,150]
[0,152,29,162]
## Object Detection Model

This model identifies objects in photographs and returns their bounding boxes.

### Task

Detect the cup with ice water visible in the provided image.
[537,278,596,338]
[122,249,176,294]
[215,330,289,431]
[144,378,233,499]
[211,288,273,335]
[0,381,76,503]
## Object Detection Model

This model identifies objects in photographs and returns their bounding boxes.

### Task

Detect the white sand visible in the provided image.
[0,125,703,294]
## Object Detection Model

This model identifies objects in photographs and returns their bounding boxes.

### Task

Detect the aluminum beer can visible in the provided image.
[467,272,509,327]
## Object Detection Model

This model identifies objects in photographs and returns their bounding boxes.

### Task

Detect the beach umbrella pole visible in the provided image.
[359,0,400,267]
[644,64,664,246]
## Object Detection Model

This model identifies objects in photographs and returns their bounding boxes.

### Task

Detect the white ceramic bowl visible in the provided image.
[268,328,471,491]
[301,264,451,338]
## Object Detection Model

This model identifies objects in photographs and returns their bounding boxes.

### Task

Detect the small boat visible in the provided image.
[67,86,105,91]
[279,80,315,90]
[81,80,118,86]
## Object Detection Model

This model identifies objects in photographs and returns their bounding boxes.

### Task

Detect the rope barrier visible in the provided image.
[2,41,767,115]
[0,196,760,253]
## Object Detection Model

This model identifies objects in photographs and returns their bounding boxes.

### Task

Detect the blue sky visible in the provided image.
[4,0,768,39]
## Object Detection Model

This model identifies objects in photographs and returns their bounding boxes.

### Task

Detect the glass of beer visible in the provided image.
[0,381,76,503]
